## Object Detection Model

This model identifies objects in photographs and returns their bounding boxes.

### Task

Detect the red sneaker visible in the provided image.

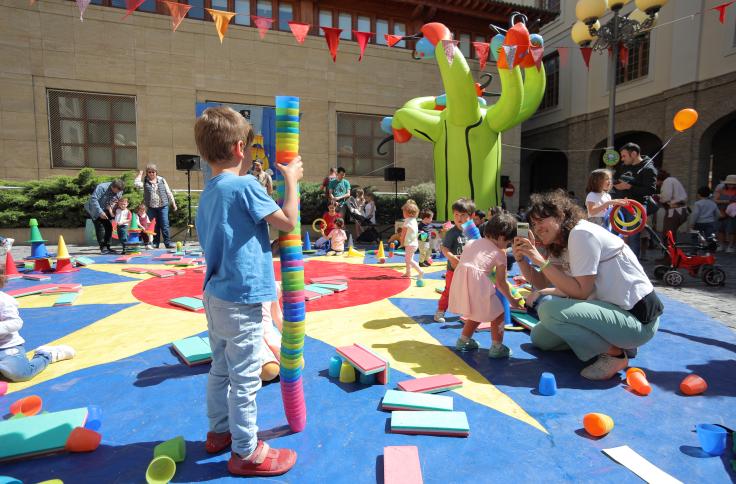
[228,440,297,477]
[205,431,231,454]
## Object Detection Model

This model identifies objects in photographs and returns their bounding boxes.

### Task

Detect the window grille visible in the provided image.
[336,113,394,177]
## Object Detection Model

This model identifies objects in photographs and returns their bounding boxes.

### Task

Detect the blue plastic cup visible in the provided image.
[328,356,342,378]
[359,372,376,385]
[85,405,103,431]
[696,424,727,456]
[538,372,557,396]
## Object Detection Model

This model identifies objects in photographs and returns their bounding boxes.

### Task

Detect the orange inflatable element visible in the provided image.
[673,108,698,132]
[420,23,452,46]
[583,413,614,437]
[680,374,708,396]
[626,367,652,396]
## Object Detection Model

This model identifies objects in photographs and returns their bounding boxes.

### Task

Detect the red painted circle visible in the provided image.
[131,260,410,312]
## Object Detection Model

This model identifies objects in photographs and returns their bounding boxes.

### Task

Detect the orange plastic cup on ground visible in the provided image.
[65,426,102,452]
[625,367,651,396]
[9,395,42,416]
[680,374,707,395]
[583,413,614,437]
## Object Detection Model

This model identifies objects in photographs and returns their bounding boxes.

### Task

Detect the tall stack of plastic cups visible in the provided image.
[275,96,307,433]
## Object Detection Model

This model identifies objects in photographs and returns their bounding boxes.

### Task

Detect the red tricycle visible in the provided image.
[650,228,726,287]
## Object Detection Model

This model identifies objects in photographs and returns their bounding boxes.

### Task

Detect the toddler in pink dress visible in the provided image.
[449,213,522,358]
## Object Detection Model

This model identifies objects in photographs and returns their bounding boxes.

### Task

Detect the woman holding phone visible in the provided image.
[512,190,663,381]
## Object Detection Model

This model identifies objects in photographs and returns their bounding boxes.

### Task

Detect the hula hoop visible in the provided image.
[312,218,326,232]
[610,200,647,235]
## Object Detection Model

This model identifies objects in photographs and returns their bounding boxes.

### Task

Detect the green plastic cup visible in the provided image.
[146,455,176,484]
[153,436,186,463]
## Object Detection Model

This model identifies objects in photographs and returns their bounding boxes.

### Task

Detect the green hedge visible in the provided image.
[0,168,197,228]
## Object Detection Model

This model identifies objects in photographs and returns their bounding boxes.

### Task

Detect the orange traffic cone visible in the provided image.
[4,251,23,280]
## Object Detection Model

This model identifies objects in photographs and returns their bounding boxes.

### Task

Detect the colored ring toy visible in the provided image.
[312,218,327,232]
[610,200,647,235]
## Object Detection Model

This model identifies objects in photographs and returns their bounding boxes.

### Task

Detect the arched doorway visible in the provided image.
[590,131,663,170]
[528,149,568,195]
[699,112,736,188]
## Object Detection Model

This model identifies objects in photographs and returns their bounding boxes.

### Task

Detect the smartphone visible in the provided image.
[517,222,530,239]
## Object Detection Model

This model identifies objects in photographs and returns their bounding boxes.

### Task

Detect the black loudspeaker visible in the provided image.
[384,167,406,182]
[500,175,510,188]
[176,154,201,172]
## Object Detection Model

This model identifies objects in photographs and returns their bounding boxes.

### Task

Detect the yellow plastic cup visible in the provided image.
[146,455,176,484]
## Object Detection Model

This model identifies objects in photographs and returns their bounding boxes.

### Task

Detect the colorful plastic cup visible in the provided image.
[9,395,42,416]
[583,413,614,437]
[696,424,727,456]
[0,477,23,484]
[328,356,342,378]
[146,455,176,484]
[680,374,708,396]
[625,367,651,396]
[85,405,102,431]
[154,436,186,463]
[339,361,356,383]
[65,426,102,452]
[359,372,376,385]
[538,372,557,396]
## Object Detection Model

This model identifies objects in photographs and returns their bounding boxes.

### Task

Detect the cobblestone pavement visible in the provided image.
[6,242,736,331]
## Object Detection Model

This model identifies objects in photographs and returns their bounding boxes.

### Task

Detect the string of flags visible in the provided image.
[64,0,735,65]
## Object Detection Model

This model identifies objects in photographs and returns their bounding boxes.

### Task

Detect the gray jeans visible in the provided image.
[204,292,265,457]
[531,296,659,362]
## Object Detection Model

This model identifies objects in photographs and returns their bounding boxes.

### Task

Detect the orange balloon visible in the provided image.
[673,108,698,132]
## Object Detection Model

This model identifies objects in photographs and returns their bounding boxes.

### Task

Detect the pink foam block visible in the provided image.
[397,374,463,393]
[309,276,348,284]
[6,284,58,298]
[336,344,386,375]
[384,446,423,484]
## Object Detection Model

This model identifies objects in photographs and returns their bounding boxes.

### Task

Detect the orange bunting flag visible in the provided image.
[321,27,342,62]
[385,34,403,47]
[530,46,544,71]
[558,47,569,68]
[252,15,273,39]
[619,45,629,66]
[712,1,734,24]
[472,42,490,70]
[76,0,91,21]
[580,46,593,70]
[353,31,373,61]
[288,21,310,44]
[162,0,191,32]
[123,0,145,19]
[206,9,236,43]
[442,39,460,65]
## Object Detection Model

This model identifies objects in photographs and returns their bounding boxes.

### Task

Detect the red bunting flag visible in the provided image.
[712,1,734,23]
[619,45,629,66]
[442,39,460,65]
[161,0,191,32]
[353,31,373,61]
[385,34,403,47]
[472,42,490,70]
[502,45,518,68]
[251,16,273,39]
[123,0,145,19]
[530,46,544,71]
[76,0,91,21]
[288,21,310,44]
[321,27,342,62]
[580,46,593,70]
[206,9,236,43]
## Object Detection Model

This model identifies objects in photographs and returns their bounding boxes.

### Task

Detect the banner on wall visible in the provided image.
[195,102,277,184]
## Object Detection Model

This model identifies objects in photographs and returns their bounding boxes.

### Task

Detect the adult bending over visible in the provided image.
[85,179,124,254]
[513,190,663,380]
[135,164,178,249]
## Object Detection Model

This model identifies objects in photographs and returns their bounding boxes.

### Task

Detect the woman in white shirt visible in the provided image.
[513,190,663,380]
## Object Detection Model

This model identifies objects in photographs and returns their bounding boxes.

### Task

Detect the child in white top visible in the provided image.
[585,169,625,226]
[363,193,376,225]
[400,200,424,280]
[114,198,132,254]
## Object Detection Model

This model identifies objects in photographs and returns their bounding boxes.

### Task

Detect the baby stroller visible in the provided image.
[648,227,726,287]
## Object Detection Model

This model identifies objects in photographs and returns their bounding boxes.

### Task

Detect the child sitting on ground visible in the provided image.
[114,197,132,254]
[136,203,154,249]
[400,200,424,280]
[0,266,75,383]
[324,218,347,256]
[314,203,340,250]
[449,213,522,358]
[417,209,434,267]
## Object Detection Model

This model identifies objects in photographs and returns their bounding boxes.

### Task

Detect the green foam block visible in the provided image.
[0,408,88,462]
[172,336,211,365]
[54,293,79,306]
[169,297,204,312]
[390,410,469,434]
[303,284,334,296]
[511,312,539,330]
[381,389,453,412]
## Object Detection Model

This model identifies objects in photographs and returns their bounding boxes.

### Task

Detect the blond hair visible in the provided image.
[194,106,254,164]
[402,199,419,217]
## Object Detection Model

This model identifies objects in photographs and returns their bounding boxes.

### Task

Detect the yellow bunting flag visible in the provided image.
[205,8,236,43]
[162,0,192,32]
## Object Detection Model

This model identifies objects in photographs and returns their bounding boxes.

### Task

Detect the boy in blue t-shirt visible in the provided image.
[194,106,303,477]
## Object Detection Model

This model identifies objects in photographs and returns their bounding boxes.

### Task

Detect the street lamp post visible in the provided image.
[571,0,669,151]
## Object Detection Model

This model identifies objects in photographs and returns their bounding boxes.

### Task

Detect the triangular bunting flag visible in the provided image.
[385,34,403,47]
[558,47,569,68]
[580,46,593,70]
[252,15,273,39]
[206,9,236,43]
[321,26,342,62]
[76,0,91,21]
[619,45,629,66]
[123,0,145,19]
[530,46,544,70]
[441,39,460,65]
[472,42,490,70]
[353,31,373,61]
[712,1,734,24]
[288,21,310,44]
[162,0,191,32]
[502,45,518,68]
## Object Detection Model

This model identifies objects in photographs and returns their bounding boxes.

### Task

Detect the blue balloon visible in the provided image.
[415,37,435,59]
[435,94,447,106]
[380,116,393,135]
[478,97,487,106]
[530,34,544,48]
[490,34,504,61]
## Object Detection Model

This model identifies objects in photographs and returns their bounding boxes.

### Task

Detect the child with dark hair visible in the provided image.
[449,213,522,358]
[325,218,347,256]
[585,169,625,226]
[418,209,434,267]
[689,186,720,238]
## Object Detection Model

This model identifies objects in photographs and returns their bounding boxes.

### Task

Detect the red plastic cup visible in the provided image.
[680,374,707,395]
[65,426,102,452]
[625,368,651,396]
[9,395,42,416]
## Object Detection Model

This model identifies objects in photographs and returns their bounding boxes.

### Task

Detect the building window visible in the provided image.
[357,15,370,35]
[458,33,471,58]
[541,0,560,12]
[376,18,388,45]
[319,9,332,35]
[337,113,394,177]
[256,0,271,18]
[187,0,204,19]
[539,52,559,110]
[278,2,292,31]
[338,12,352,39]
[616,35,650,85]
[234,0,250,25]
[394,21,406,47]
[48,90,138,169]
[211,0,227,10]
